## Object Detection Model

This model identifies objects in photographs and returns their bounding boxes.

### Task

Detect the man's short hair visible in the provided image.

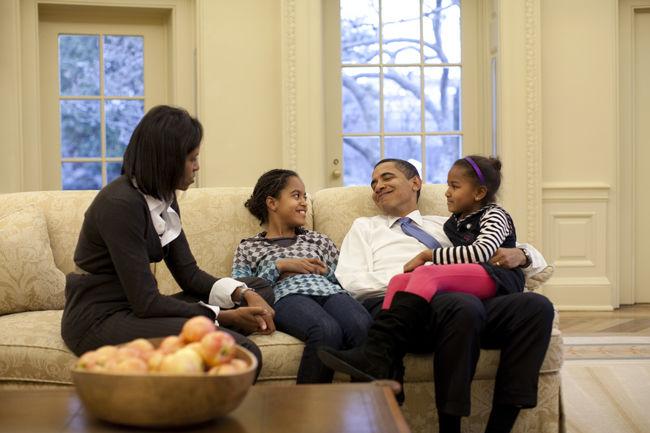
[373,158,422,200]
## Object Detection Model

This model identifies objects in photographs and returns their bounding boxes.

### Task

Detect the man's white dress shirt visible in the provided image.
[335,210,547,301]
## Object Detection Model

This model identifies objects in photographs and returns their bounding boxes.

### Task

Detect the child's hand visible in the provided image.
[276,258,327,275]
[403,250,433,273]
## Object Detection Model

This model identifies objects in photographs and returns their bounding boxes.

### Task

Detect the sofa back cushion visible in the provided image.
[312,184,450,247]
[0,205,66,314]
[155,187,315,295]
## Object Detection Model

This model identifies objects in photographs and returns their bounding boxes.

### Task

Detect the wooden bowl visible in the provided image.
[72,345,257,428]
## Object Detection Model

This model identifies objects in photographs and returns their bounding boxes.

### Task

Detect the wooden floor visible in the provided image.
[559,304,650,336]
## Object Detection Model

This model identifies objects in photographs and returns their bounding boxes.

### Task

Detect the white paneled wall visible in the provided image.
[542,184,614,310]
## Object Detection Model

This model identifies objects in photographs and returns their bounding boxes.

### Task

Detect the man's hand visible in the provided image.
[242,290,276,334]
[403,250,433,273]
[489,248,526,269]
[218,307,275,335]
[276,258,327,275]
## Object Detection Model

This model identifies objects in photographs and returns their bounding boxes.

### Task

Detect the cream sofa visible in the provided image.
[0,185,562,433]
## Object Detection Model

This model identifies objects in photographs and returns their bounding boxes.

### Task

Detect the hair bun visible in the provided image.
[489,157,502,172]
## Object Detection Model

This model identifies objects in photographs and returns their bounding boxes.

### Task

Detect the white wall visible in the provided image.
[196,0,284,188]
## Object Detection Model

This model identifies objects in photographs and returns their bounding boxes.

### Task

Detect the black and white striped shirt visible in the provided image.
[433,204,517,265]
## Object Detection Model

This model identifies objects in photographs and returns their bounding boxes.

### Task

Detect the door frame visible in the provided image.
[19,0,196,191]
[38,12,168,190]
[618,0,650,304]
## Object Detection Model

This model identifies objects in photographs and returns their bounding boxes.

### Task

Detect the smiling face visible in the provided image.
[370,162,421,217]
[267,176,308,228]
[177,146,200,191]
[445,164,486,218]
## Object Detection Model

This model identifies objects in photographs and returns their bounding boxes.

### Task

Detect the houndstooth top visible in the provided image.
[231,228,346,302]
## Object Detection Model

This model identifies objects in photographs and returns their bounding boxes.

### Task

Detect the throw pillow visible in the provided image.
[0,205,66,315]
[525,265,554,291]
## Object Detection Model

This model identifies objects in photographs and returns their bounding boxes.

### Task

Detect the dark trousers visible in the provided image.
[71,277,270,379]
[363,291,554,416]
[274,293,373,384]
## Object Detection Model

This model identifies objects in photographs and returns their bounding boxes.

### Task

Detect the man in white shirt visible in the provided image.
[324,159,554,433]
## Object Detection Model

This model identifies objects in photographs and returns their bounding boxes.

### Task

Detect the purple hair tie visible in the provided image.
[464,157,486,185]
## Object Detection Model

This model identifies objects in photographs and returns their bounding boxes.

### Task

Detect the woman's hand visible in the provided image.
[276,258,327,275]
[218,307,275,335]
[242,290,276,334]
[403,250,433,273]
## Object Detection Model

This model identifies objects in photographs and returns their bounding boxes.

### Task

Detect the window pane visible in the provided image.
[107,162,123,184]
[59,35,100,96]
[384,136,421,166]
[343,136,380,186]
[343,67,380,133]
[106,99,144,157]
[60,100,101,158]
[424,66,461,132]
[423,0,461,64]
[341,0,379,64]
[62,162,102,190]
[104,35,144,96]
[384,67,420,132]
[425,135,461,183]
[382,0,420,64]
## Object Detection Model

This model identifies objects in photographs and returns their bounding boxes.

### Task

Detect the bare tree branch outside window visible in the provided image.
[341,0,462,185]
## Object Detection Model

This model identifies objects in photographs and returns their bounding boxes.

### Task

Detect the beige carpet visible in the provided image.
[561,336,650,433]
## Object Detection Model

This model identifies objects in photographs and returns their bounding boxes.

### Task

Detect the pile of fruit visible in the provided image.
[75,316,248,375]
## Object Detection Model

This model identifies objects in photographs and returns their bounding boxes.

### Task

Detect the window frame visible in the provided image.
[324,0,486,187]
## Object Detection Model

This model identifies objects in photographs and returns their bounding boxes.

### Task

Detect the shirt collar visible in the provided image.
[143,194,171,215]
[388,209,424,228]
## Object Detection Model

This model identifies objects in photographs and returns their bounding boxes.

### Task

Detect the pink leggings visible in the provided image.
[382,264,497,309]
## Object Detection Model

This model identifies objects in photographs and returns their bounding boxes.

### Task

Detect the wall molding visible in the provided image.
[542,183,611,201]
[279,0,327,191]
[542,183,614,309]
[280,0,298,171]
[496,0,542,247]
[524,0,542,246]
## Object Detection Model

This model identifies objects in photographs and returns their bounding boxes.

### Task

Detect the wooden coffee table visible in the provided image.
[0,382,411,433]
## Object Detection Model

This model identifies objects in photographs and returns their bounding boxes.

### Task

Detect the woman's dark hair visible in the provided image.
[452,155,502,204]
[245,169,299,225]
[374,158,421,200]
[122,105,203,202]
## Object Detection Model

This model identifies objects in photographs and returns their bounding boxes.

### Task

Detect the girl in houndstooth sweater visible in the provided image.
[232,169,372,384]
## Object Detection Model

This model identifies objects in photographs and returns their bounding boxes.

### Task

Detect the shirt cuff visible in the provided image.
[209,278,247,309]
[517,243,548,277]
[198,301,220,327]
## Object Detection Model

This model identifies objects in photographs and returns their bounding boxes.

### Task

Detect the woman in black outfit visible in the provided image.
[61,106,275,373]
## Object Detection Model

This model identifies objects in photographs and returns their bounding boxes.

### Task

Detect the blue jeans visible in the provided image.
[274,293,373,384]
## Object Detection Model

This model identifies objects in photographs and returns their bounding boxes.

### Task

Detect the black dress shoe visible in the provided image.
[317,346,391,381]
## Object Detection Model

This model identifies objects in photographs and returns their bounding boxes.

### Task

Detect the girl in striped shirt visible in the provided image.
[380,155,524,308]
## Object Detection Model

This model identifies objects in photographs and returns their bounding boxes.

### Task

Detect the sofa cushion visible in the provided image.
[0,206,66,315]
[249,327,563,383]
[0,310,76,385]
[155,187,314,295]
